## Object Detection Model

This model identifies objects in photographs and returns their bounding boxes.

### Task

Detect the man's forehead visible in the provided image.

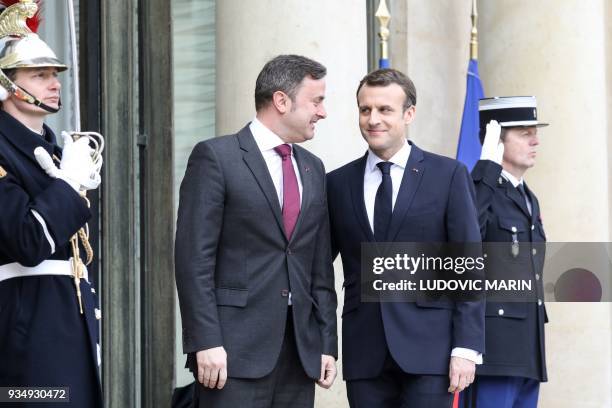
[17,66,59,74]
[357,84,405,102]
[506,125,537,133]
[297,76,325,96]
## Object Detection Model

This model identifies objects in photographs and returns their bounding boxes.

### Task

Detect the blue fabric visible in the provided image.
[379,58,390,68]
[456,59,485,172]
[460,376,540,408]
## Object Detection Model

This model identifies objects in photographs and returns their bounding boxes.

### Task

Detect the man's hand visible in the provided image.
[316,354,337,389]
[34,132,102,192]
[196,346,228,389]
[448,356,475,393]
[480,119,504,164]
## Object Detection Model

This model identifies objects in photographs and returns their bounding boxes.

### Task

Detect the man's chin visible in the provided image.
[303,132,315,141]
[40,101,60,111]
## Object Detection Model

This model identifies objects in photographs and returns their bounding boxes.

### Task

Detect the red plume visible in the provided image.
[0,0,42,33]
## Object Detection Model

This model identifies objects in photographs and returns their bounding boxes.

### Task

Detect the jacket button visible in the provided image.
[532,248,537,255]
[535,273,540,281]
[538,299,543,306]
[281,289,289,297]
[531,225,535,231]
[511,226,517,233]
[286,248,292,255]
[498,309,504,316]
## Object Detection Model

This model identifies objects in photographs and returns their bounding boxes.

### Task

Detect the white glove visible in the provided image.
[480,120,504,164]
[34,132,102,192]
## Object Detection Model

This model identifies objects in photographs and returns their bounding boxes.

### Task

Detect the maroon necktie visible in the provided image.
[274,144,300,239]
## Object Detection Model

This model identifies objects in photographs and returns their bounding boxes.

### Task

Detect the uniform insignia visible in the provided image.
[0,165,6,178]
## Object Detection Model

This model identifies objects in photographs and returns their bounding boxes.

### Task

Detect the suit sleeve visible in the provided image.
[0,163,90,266]
[471,160,503,237]
[445,162,486,353]
[175,142,225,354]
[310,162,338,358]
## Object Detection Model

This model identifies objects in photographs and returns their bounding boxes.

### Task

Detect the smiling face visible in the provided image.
[10,66,61,114]
[280,76,327,143]
[357,83,415,160]
[502,126,540,177]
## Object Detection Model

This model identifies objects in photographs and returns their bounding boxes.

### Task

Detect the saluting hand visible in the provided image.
[480,119,504,164]
[196,346,228,389]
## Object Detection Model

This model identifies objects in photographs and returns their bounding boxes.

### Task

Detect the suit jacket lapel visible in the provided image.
[350,153,375,242]
[387,142,425,242]
[289,145,313,243]
[237,126,286,238]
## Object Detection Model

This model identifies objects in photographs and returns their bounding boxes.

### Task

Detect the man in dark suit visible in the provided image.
[175,54,337,408]
[461,96,548,408]
[327,68,484,408]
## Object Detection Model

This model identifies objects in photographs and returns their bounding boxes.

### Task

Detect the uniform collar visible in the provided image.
[501,169,524,188]
[0,110,59,160]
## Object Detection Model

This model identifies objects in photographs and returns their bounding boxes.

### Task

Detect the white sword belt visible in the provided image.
[0,259,89,285]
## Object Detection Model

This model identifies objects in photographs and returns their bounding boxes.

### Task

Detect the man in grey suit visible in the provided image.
[175,54,338,408]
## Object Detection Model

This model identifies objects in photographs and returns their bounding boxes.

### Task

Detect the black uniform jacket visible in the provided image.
[0,110,102,407]
[472,159,547,382]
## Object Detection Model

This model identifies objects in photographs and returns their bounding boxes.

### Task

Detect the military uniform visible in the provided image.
[462,95,549,408]
[472,159,547,382]
[0,110,102,407]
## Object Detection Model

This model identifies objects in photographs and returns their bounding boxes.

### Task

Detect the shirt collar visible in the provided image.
[501,169,524,187]
[366,139,411,173]
[249,117,289,153]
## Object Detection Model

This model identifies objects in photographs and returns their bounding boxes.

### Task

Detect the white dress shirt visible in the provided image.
[364,139,482,364]
[363,140,411,232]
[250,117,303,205]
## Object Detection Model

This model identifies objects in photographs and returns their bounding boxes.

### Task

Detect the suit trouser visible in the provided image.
[460,376,540,408]
[195,311,315,408]
[346,353,453,408]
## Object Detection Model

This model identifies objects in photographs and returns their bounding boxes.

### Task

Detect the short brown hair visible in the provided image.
[356,68,417,111]
[254,55,326,111]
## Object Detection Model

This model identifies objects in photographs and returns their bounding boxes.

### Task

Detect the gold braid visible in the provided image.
[53,155,95,313]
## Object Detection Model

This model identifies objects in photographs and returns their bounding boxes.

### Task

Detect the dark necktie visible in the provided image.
[274,144,300,239]
[517,183,532,216]
[374,161,393,241]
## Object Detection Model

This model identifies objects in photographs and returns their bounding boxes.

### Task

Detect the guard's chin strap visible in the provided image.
[14,85,61,113]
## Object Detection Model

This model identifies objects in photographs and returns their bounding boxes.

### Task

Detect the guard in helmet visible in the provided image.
[0,1,103,406]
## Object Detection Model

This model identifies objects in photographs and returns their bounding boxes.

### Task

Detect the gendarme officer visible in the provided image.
[462,96,549,408]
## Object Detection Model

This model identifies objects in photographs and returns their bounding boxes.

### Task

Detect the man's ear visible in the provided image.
[272,90,291,114]
[403,105,416,125]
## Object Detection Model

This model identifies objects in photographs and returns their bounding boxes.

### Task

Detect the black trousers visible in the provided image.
[196,311,315,408]
[347,353,453,408]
